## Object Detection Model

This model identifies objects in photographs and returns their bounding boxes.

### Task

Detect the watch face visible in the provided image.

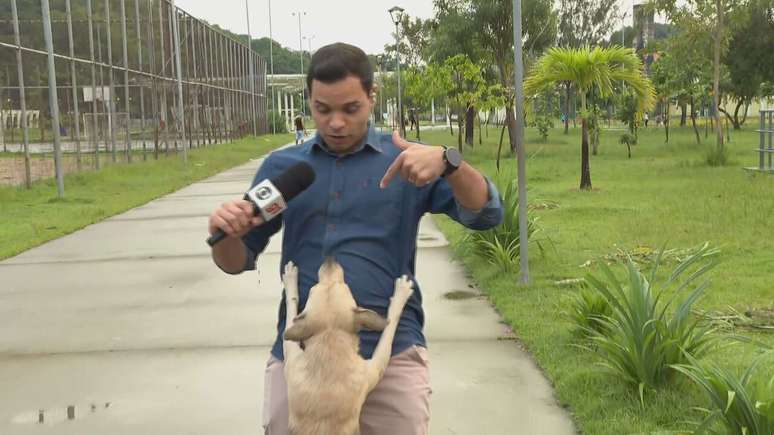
[446,147,462,167]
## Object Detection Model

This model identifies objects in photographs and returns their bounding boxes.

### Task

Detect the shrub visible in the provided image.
[582,245,723,402]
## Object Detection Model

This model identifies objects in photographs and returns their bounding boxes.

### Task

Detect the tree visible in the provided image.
[403,66,435,141]
[720,0,774,129]
[471,0,557,151]
[557,0,619,135]
[428,55,486,152]
[654,0,749,162]
[525,46,655,190]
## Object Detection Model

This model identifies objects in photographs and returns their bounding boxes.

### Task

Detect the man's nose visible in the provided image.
[329,112,346,130]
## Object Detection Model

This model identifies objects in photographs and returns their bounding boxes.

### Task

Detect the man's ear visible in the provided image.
[353,307,388,332]
[284,313,313,342]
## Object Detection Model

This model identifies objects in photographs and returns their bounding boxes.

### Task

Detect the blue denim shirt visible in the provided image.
[238,127,504,360]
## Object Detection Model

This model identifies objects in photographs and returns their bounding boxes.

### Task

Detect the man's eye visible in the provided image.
[346,105,360,114]
[317,107,330,114]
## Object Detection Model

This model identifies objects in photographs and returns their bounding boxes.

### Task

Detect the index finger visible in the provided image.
[379,153,405,189]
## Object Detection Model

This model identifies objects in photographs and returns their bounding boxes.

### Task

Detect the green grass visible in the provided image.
[0,133,292,260]
[415,123,774,434]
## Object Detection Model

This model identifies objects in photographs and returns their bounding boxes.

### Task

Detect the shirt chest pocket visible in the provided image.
[346,177,404,226]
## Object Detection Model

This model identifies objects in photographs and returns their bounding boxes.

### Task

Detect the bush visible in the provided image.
[463,174,546,272]
[673,352,773,434]
[582,245,723,402]
[268,110,288,134]
[569,284,613,337]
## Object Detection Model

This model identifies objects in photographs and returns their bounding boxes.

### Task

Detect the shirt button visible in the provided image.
[336,160,343,167]
[335,192,341,199]
[328,224,336,231]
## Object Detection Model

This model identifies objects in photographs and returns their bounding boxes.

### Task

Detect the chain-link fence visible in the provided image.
[0,0,268,191]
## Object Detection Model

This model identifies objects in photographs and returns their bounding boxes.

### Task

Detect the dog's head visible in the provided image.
[284,257,388,342]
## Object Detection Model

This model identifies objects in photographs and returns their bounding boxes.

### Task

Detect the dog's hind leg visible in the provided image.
[282,261,303,362]
[365,275,414,390]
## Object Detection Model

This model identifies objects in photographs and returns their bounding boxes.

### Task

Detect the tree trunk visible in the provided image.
[457,111,464,152]
[690,96,701,144]
[415,111,421,141]
[496,125,505,173]
[713,0,725,154]
[465,103,475,146]
[448,107,453,136]
[478,113,482,146]
[665,103,670,143]
[505,105,517,152]
[627,143,631,158]
[564,83,570,134]
[580,118,592,190]
[580,94,592,190]
[680,101,687,126]
[741,102,749,125]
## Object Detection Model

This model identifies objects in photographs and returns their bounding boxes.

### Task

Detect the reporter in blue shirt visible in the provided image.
[208,42,503,435]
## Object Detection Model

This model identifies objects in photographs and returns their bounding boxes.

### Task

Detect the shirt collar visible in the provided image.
[307,124,383,155]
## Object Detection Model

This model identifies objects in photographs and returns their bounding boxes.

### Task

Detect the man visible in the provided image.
[293,113,306,145]
[208,43,503,435]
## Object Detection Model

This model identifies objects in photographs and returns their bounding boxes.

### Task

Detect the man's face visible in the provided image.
[310,75,375,154]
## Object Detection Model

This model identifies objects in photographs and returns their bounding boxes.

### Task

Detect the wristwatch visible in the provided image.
[441,146,462,178]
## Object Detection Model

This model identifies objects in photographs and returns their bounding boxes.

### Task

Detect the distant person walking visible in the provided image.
[294,114,306,145]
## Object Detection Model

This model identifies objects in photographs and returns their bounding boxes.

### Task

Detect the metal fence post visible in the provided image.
[105,0,118,162]
[135,0,147,160]
[41,0,65,197]
[170,0,187,162]
[10,0,31,188]
[65,0,82,170]
[120,0,132,162]
[86,0,100,170]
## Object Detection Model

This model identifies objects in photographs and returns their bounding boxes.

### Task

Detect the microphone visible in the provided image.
[207,161,316,247]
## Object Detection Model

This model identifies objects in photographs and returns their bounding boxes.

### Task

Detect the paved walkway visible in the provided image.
[0,144,576,434]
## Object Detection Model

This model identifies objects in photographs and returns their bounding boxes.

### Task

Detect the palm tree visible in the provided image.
[524,46,655,190]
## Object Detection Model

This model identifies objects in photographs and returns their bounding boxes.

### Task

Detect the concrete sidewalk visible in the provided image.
[0,146,576,434]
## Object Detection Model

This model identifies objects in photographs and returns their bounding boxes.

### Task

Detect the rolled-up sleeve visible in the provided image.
[425,176,504,231]
[455,177,504,229]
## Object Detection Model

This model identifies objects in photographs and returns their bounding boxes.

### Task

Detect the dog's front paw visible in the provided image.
[283,261,299,299]
[392,275,414,305]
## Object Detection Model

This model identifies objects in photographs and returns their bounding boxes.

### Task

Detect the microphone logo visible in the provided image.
[256,186,273,200]
[246,179,287,221]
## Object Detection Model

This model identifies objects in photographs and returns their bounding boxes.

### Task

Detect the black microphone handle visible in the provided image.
[206,229,227,247]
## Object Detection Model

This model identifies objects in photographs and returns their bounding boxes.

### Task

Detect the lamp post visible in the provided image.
[245,0,257,136]
[512,0,529,284]
[268,0,275,134]
[292,11,307,116]
[388,6,405,137]
[303,35,315,55]
[375,54,384,126]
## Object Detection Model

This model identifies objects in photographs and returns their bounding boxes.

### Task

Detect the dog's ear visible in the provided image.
[284,313,313,342]
[353,307,388,331]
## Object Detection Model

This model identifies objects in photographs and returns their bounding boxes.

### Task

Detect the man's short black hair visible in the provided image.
[306,43,373,94]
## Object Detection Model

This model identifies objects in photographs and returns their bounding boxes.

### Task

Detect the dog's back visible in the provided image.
[281,260,414,435]
[286,330,369,435]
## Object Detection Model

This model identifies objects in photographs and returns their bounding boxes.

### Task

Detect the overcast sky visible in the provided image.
[175,0,639,56]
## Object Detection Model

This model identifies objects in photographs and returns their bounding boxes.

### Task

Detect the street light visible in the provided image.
[292,11,307,116]
[245,0,257,136]
[388,5,405,137]
[303,35,316,55]
[268,0,275,134]
[375,54,385,126]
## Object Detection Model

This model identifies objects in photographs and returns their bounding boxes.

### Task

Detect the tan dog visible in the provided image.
[281,258,414,435]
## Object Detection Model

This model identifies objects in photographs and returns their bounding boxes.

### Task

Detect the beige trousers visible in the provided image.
[262,345,431,435]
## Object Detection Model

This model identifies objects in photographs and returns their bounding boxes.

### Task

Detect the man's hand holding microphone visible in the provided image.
[208,162,315,273]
